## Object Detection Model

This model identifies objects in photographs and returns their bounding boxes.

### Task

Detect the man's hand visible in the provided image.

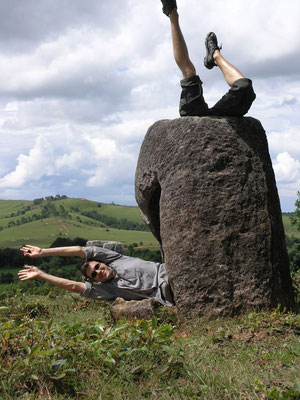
[18,265,41,281]
[18,265,85,294]
[20,245,43,258]
[20,244,85,259]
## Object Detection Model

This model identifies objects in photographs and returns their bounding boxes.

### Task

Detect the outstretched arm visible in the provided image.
[18,265,86,294]
[20,245,86,259]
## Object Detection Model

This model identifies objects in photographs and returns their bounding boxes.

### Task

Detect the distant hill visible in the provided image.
[0,197,298,248]
[0,197,157,248]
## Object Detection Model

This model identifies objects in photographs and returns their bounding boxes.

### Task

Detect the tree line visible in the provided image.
[0,237,86,284]
[81,210,149,231]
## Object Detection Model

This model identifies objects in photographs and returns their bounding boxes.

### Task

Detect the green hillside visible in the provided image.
[282,214,300,238]
[0,197,157,248]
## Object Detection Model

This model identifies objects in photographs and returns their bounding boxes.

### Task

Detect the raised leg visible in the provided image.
[169,9,196,79]
[214,50,244,87]
[204,32,245,86]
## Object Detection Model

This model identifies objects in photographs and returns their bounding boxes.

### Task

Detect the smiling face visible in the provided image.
[85,261,115,283]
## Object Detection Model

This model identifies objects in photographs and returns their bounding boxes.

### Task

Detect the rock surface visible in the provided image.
[110,298,158,320]
[86,240,124,254]
[135,116,295,318]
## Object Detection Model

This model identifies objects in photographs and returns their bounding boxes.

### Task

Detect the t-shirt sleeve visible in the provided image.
[83,246,122,264]
[80,281,116,300]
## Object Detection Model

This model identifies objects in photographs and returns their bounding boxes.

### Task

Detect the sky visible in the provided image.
[0,0,299,211]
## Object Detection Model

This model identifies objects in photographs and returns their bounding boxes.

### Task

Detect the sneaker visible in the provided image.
[161,0,177,16]
[204,32,221,70]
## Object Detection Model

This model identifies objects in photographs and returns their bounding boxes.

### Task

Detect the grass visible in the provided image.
[179,313,300,399]
[0,217,157,249]
[0,200,28,217]
[282,215,300,238]
[0,198,143,224]
[0,198,158,248]
[0,283,12,293]
[0,291,299,400]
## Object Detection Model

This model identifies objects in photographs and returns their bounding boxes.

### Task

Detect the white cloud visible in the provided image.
[273,152,300,183]
[0,136,55,188]
[268,126,300,158]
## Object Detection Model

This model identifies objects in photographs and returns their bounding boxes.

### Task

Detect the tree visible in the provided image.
[50,237,87,248]
[285,236,300,273]
[288,193,300,273]
[0,273,14,283]
[290,191,300,231]
[33,197,44,205]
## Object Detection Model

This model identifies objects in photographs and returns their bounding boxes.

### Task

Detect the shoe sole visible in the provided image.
[204,32,216,70]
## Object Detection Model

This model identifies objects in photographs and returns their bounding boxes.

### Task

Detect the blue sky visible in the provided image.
[0,0,299,211]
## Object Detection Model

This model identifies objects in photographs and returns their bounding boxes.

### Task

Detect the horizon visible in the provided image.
[0,195,296,214]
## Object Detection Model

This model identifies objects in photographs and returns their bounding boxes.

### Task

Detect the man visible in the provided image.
[161,0,256,117]
[18,244,174,306]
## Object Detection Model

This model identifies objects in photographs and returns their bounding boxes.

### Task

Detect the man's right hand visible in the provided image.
[20,245,43,258]
[18,265,41,280]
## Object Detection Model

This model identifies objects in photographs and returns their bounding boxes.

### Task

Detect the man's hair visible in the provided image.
[80,260,90,279]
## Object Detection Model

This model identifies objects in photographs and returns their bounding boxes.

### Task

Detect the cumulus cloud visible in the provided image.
[0,122,142,199]
[0,136,55,188]
[270,152,300,210]
[273,153,300,183]
[268,126,300,159]
[0,0,128,53]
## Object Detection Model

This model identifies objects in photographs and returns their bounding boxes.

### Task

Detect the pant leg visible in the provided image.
[179,75,209,117]
[209,78,256,117]
[160,282,175,304]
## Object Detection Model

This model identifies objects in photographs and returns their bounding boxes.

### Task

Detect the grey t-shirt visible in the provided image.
[80,246,174,306]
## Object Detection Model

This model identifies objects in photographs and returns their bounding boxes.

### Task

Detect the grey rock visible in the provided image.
[110,297,158,320]
[135,116,295,318]
[86,240,124,254]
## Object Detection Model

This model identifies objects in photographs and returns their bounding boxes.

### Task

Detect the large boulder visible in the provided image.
[135,116,295,318]
[110,298,158,320]
[86,240,124,254]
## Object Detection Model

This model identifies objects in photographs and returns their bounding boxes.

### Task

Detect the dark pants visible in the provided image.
[179,75,256,117]
[160,281,174,304]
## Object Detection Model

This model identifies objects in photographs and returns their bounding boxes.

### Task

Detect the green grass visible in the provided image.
[0,268,21,275]
[0,198,157,248]
[0,217,157,248]
[0,283,12,293]
[282,215,300,238]
[0,292,299,400]
[97,203,144,223]
[0,200,29,218]
[0,198,143,225]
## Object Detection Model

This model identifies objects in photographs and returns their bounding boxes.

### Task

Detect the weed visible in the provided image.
[265,383,300,399]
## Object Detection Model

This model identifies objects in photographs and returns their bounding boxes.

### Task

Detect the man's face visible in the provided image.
[85,261,115,283]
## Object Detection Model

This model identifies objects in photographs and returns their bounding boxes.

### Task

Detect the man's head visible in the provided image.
[80,260,115,283]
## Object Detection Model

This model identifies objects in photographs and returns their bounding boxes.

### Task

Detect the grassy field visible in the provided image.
[0,198,143,224]
[0,198,157,248]
[0,217,156,248]
[0,292,299,400]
